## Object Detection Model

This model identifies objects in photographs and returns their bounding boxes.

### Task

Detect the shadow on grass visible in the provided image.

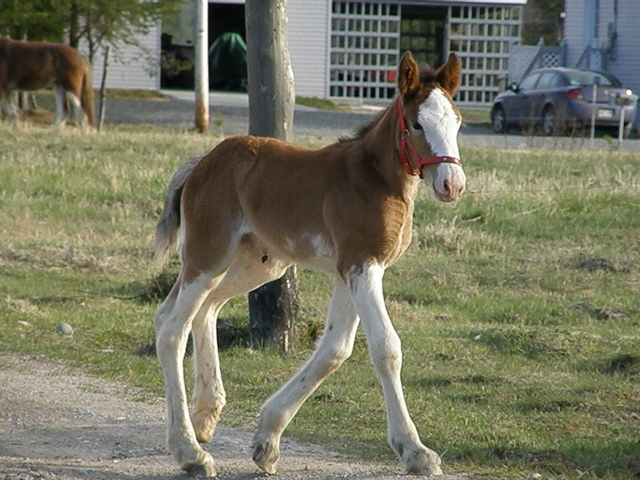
[450,439,640,478]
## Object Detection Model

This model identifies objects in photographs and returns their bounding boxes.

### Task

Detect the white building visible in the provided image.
[287,0,526,107]
[98,0,527,108]
[90,23,162,91]
[563,0,639,123]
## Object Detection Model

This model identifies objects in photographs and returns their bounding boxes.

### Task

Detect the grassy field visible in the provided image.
[0,124,638,479]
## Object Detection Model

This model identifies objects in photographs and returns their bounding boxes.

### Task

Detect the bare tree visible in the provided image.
[245,0,298,352]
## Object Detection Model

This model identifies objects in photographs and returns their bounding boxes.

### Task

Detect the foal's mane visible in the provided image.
[339,64,440,144]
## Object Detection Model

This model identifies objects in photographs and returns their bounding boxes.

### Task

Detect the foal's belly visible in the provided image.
[246,228,338,275]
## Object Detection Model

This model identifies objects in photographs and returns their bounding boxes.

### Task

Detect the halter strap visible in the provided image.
[396,96,461,179]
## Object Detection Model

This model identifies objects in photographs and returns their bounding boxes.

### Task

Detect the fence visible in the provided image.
[507,39,566,85]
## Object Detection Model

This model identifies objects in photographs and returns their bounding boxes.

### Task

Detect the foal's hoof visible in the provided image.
[192,412,218,444]
[404,446,442,476]
[253,441,280,474]
[182,451,217,477]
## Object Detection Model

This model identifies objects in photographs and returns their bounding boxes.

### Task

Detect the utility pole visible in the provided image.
[194,0,209,133]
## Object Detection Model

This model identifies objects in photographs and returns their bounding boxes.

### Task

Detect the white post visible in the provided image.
[590,84,597,148]
[194,0,209,133]
[618,106,625,148]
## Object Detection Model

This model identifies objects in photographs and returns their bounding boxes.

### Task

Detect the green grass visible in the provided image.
[0,124,639,479]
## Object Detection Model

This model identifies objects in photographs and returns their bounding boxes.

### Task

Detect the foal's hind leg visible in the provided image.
[189,297,227,445]
[347,262,442,475]
[155,272,221,477]
[190,248,291,445]
[253,276,360,474]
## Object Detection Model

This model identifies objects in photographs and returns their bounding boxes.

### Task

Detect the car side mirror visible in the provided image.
[507,82,519,93]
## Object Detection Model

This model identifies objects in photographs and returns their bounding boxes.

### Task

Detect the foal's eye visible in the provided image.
[412,121,423,131]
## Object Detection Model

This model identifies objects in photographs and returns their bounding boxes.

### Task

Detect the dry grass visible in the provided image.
[0,127,638,479]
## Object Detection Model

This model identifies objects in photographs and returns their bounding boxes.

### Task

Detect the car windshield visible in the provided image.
[565,71,619,87]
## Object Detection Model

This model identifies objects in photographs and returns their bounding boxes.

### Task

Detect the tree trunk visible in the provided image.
[248,269,298,351]
[68,0,81,48]
[245,0,298,352]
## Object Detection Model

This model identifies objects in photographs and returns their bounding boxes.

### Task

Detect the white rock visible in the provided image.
[55,322,74,335]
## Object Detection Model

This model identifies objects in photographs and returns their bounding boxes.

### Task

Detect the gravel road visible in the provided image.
[101,90,640,151]
[0,355,477,480]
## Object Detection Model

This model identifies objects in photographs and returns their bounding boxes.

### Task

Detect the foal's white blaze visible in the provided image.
[418,87,466,201]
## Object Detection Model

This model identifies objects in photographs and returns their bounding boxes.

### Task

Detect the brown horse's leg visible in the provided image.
[52,85,67,131]
[65,90,87,132]
[253,276,360,474]
[0,89,19,124]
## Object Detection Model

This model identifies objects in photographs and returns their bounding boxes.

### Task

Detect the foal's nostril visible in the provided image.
[443,179,451,195]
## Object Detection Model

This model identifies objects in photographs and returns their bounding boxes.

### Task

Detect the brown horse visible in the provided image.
[0,38,95,132]
[154,51,466,477]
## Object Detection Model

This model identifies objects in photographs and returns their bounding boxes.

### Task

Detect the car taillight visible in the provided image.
[565,88,584,101]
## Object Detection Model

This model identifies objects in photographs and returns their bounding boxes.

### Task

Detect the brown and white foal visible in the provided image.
[154,51,466,477]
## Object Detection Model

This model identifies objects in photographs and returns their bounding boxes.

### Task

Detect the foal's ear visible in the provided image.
[436,53,462,97]
[397,51,420,96]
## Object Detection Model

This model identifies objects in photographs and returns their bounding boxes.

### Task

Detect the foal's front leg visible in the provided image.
[347,262,442,476]
[253,278,360,473]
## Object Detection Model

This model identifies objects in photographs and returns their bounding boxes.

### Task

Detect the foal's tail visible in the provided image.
[155,156,202,266]
[81,59,96,127]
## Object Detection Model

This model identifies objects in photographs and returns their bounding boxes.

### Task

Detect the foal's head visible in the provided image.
[396,52,466,202]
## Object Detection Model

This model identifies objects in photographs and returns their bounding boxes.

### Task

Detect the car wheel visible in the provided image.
[541,107,556,136]
[491,106,507,133]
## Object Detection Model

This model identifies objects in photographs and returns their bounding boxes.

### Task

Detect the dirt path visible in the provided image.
[0,355,473,480]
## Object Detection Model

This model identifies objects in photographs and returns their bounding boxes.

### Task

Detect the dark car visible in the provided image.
[490,67,637,136]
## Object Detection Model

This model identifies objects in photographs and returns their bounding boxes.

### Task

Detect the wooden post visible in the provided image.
[97,46,110,132]
[194,0,209,133]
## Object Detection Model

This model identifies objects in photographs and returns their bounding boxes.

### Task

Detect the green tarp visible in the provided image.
[209,32,247,91]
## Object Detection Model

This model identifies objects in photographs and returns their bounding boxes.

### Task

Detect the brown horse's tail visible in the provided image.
[155,156,202,266]
[81,59,96,127]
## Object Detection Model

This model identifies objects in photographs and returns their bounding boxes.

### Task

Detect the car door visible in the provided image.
[506,72,542,124]
[530,72,558,117]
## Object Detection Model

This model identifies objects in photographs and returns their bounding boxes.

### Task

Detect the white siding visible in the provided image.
[90,24,161,91]
[288,0,330,98]
[564,0,640,126]
[563,0,584,68]
[606,0,640,104]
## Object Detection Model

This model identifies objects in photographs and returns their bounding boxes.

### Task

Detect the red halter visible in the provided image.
[396,96,461,178]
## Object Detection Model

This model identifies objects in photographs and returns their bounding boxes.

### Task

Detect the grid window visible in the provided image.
[450,4,522,106]
[329,0,400,101]
[329,2,522,106]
